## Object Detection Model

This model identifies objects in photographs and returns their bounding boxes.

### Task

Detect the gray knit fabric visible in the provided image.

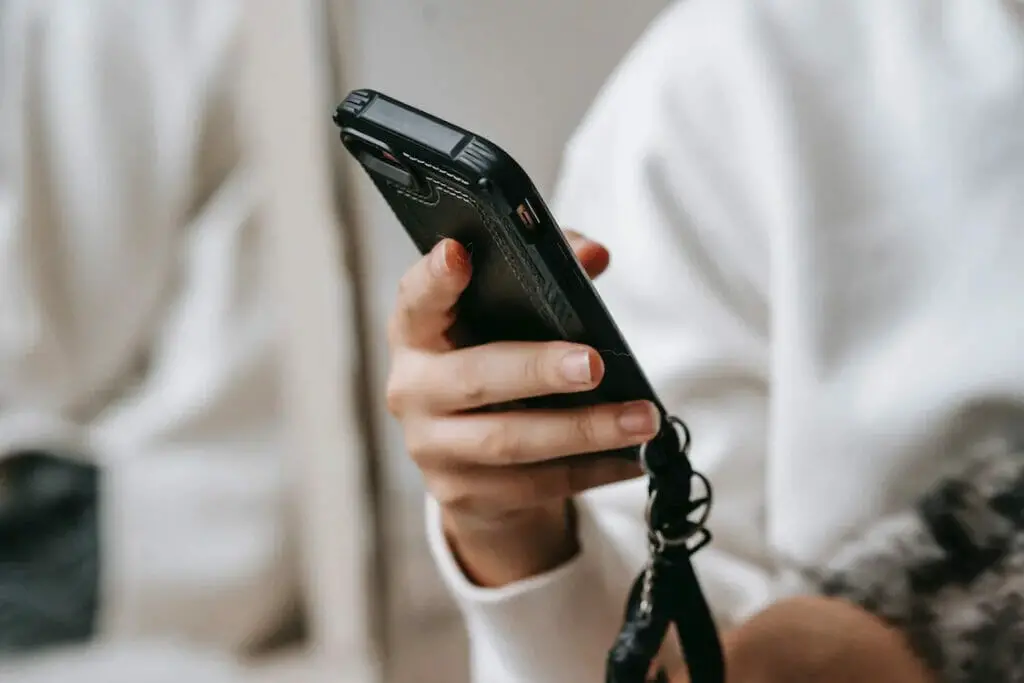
[0,453,99,653]
[812,442,1024,683]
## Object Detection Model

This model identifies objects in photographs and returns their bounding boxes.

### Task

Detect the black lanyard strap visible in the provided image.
[605,417,725,683]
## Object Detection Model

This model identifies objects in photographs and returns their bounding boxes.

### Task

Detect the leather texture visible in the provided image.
[371,163,573,347]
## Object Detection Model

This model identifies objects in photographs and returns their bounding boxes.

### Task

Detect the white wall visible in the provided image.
[327,0,672,679]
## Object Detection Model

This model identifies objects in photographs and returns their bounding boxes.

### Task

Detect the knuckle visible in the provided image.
[395,269,418,303]
[524,347,552,388]
[477,423,517,464]
[403,418,448,472]
[384,356,414,415]
[454,362,488,406]
[401,421,429,466]
[384,375,406,416]
[430,476,475,513]
[572,409,600,448]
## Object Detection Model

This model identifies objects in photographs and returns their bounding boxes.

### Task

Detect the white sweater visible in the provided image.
[426,0,1024,681]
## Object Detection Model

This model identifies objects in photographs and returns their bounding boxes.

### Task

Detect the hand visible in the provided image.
[690,597,934,683]
[385,231,658,586]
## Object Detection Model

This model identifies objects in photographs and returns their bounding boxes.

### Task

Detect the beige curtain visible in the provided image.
[241,2,380,682]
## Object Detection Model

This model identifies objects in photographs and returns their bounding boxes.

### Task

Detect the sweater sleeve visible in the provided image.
[427,2,779,682]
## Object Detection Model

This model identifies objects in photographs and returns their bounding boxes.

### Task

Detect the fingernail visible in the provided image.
[561,350,594,384]
[447,241,470,272]
[430,241,451,276]
[618,401,659,435]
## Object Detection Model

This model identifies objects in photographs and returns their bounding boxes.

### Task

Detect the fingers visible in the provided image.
[389,232,605,356]
[388,341,605,414]
[430,455,644,512]
[389,239,471,350]
[564,229,610,279]
[389,229,642,532]
[408,401,661,467]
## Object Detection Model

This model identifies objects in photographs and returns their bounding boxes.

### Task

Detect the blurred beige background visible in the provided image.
[0,1,670,682]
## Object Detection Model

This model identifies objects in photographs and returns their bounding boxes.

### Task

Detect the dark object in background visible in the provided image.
[0,452,100,653]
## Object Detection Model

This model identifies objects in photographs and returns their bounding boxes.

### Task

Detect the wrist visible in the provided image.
[441,500,578,587]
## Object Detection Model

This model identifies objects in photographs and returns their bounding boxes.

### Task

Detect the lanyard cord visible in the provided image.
[605,417,725,683]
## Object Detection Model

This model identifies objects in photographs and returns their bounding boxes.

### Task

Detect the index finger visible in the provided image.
[389,239,472,350]
[564,229,610,279]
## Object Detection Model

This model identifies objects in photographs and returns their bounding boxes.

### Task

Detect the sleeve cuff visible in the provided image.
[425,495,640,683]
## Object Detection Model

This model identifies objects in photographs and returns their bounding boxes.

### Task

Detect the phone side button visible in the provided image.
[511,202,540,243]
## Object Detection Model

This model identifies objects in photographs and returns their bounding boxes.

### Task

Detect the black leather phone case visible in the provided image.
[335,90,667,459]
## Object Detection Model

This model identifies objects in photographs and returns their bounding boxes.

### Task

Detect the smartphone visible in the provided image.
[334,89,678,462]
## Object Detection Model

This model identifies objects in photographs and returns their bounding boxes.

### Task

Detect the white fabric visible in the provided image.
[0,643,247,683]
[427,0,1024,681]
[241,0,381,669]
[0,0,294,649]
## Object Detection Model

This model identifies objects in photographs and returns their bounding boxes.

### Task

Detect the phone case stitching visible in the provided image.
[429,180,475,204]
[435,184,568,336]
[393,185,441,207]
[427,186,529,293]
[396,178,557,330]
[403,155,470,186]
